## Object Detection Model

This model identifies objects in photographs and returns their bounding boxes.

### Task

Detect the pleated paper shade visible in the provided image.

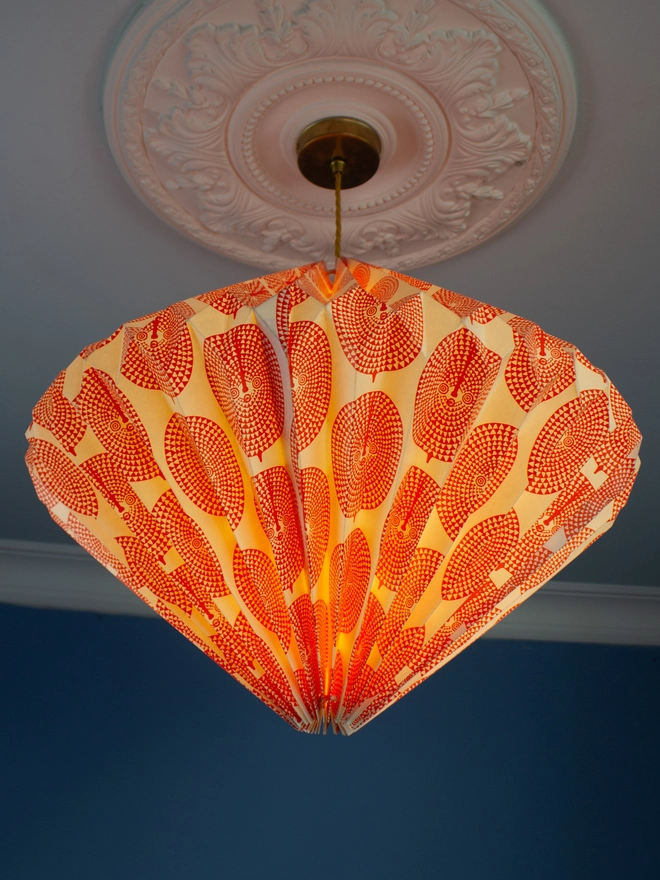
[26,259,641,734]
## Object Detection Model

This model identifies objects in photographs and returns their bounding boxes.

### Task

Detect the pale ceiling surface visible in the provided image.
[1,0,658,586]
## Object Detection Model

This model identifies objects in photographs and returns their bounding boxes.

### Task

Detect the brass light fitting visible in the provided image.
[296,117,381,189]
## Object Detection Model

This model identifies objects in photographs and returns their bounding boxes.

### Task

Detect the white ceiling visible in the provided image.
[1,0,658,586]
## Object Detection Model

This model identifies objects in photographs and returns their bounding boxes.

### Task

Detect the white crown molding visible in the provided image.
[102,0,577,270]
[1,539,658,646]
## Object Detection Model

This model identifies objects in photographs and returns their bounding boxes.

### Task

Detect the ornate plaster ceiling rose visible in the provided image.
[103,0,577,270]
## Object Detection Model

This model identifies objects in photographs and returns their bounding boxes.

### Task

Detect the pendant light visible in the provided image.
[26,119,641,731]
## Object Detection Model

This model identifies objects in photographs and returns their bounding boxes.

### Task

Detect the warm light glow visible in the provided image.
[26,259,641,734]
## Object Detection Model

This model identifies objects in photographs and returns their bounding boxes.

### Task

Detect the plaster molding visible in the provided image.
[2,540,658,646]
[103,0,577,269]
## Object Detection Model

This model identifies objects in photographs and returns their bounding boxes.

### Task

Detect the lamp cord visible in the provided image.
[331,158,345,259]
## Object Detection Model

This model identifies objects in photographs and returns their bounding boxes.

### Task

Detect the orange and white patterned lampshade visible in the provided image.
[26,259,641,734]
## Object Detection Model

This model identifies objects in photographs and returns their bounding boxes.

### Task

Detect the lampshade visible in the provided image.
[26,259,641,734]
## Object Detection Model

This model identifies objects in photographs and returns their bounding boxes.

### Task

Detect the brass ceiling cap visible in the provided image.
[296,117,381,190]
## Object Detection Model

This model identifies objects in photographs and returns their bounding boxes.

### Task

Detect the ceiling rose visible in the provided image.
[103,0,577,269]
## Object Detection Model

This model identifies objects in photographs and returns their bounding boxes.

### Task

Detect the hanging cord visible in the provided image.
[331,157,345,259]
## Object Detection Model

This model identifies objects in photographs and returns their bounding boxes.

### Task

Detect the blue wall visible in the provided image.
[2,604,658,879]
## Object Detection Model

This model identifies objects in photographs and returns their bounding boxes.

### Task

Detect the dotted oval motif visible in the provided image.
[351,262,371,288]
[205,324,284,461]
[26,438,98,517]
[252,466,305,592]
[442,510,520,601]
[121,301,195,397]
[371,276,400,302]
[300,467,330,588]
[330,528,372,636]
[81,453,170,563]
[289,593,321,696]
[364,626,426,703]
[594,383,641,475]
[198,279,272,317]
[413,328,501,463]
[437,422,518,541]
[289,321,332,451]
[564,459,638,542]
[504,317,575,412]
[432,288,504,324]
[377,547,443,655]
[152,489,228,598]
[342,593,386,715]
[233,546,291,648]
[331,391,403,518]
[527,389,610,495]
[164,413,244,527]
[32,371,86,454]
[332,285,423,380]
[74,369,161,482]
[376,467,440,591]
